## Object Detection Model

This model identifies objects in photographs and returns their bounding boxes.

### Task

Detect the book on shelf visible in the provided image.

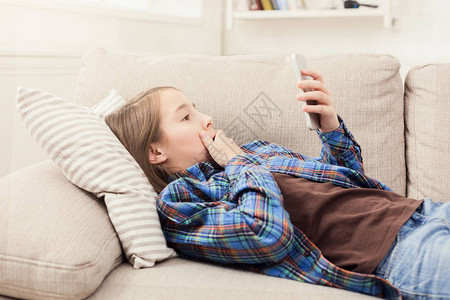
[247,0,306,10]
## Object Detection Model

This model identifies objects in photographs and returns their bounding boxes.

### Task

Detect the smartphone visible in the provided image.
[291,54,320,130]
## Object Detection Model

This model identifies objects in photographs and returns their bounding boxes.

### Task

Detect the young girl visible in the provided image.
[105,70,449,300]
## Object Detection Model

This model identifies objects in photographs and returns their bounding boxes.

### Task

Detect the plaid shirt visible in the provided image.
[156,116,401,299]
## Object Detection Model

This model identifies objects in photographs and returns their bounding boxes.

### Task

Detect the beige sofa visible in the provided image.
[1,48,449,300]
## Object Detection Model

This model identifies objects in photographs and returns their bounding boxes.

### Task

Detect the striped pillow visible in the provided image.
[16,87,176,269]
[91,88,126,118]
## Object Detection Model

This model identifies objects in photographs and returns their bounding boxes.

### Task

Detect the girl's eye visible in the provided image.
[182,114,190,121]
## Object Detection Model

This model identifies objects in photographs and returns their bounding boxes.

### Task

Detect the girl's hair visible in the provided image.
[105,86,178,194]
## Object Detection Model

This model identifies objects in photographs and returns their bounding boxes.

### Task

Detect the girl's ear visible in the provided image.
[148,144,168,165]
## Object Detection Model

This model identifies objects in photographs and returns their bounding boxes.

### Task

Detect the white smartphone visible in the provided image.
[291,54,321,130]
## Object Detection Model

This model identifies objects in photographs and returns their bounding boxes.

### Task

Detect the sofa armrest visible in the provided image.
[0,160,124,300]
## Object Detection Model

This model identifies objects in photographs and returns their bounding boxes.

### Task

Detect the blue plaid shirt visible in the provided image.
[157,116,400,299]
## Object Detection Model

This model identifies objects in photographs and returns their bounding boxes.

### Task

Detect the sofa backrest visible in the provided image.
[404,64,450,203]
[74,48,405,195]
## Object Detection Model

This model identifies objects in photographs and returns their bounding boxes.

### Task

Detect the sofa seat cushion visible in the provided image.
[405,63,450,203]
[87,259,377,300]
[0,160,123,299]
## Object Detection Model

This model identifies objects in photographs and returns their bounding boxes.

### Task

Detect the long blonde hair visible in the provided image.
[105,87,177,194]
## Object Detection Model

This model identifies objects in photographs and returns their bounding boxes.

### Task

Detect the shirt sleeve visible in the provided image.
[315,115,365,174]
[156,153,295,265]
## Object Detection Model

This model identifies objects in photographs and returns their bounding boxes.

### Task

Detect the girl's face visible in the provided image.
[149,89,216,174]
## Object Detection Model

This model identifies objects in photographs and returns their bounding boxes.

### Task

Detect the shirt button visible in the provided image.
[304,250,311,257]
[321,269,328,276]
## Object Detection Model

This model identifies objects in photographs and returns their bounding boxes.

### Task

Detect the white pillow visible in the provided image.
[16,87,176,269]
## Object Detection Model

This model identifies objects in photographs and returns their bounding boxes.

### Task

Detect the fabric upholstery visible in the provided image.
[0,160,123,299]
[404,63,450,203]
[86,258,377,300]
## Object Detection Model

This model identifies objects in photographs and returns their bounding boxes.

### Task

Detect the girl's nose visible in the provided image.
[202,116,213,130]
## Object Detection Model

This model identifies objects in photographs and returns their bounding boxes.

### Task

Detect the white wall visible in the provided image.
[1,0,450,177]
[0,0,223,177]
[224,0,450,79]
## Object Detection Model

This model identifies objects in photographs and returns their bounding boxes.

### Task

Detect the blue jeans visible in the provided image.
[373,198,450,299]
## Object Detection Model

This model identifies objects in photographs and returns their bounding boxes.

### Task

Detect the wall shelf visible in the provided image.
[226,0,393,30]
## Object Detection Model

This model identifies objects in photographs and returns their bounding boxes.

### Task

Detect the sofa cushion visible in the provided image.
[15,87,176,270]
[0,160,122,299]
[404,63,450,203]
[75,48,405,195]
[86,259,376,300]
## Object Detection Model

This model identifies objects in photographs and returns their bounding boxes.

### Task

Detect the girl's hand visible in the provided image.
[200,130,244,167]
[296,69,340,133]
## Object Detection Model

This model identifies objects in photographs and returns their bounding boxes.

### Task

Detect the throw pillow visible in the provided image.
[91,88,126,117]
[16,87,176,269]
